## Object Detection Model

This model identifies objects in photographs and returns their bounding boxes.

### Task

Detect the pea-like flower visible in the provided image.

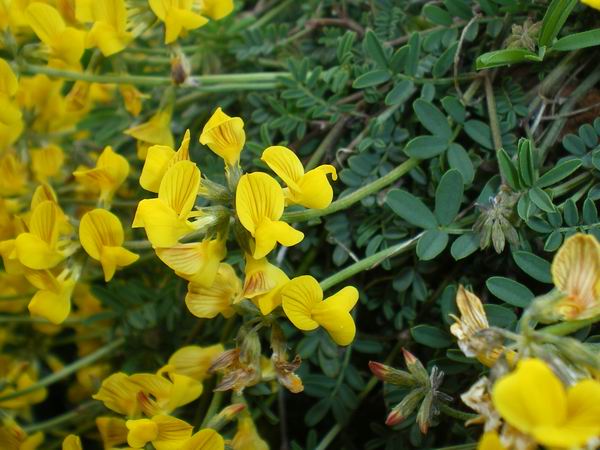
[185,263,240,319]
[149,0,209,44]
[25,3,85,70]
[492,358,600,448]
[550,233,600,320]
[133,160,209,248]
[281,275,358,346]
[79,209,139,282]
[242,255,289,315]
[73,146,130,205]
[79,0,133,56]
[235,172,304,259]
[261,145,337,209]
[25,268,77,324]
[140,129,191,193]
[125,106,174,159]
[199,107,245,167]
[125,415,192,450]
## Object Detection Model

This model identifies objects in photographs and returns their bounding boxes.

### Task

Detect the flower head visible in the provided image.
[185,263,240,319]
[261,145,337,209]
[25,268,76,324]
[79,209,139,281]
[281,275,358,346]
[242,255,289,315]
[140,129,191,193]
[492,358,600,448]
[200,107,245,166]
[235,172,304,259]
[82,0,133,56]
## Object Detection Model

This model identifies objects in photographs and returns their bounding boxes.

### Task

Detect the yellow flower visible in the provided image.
[449,286,515,367]
[82,0,132,56]
[181,428,224,450]
[0,418,44,450]
[199,107,245,166]
[493,358,600,448]
[281,275,358,346]
[96,416,129,450]
[30,145,64,182]
[25,268,76,324]
[0,356,47,409]
[166,344,224,381]
[15,200,71,270]
[197,0,234,20]
[242,255,289,315]
[126,415,192,450]
[582,0,600,10]
[236,172,304,259]
[185,263,240,318]
[261,145,338,209]
[79,209,139,281]
[120,84,145,117]
[125,106,175,159]
[0,152,27,196]
[149,0,209,44]
[0,58,23,149]
[73,146,130,204]
[62,434,82,450]
[477,431,506,450]
[92,372,142,417]
[140,129,191,193]
[133,160,209,248]
[232,416,268,450]
[550,233,600,320]
[25,3,85,70]
[155,238,225,287]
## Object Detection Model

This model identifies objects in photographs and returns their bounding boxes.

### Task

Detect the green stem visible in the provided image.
[305,119,348,171]
[539,64,600,163]
[540,315,600,336]
[200,390,225,428]
[282,158,420,223]
[484,74,503,152]
[0,338,124,402]
[550,173,591,197]
[438,402,477,421]
[21,64,290,87]
[319,233,422,291]
[23,401,101,433]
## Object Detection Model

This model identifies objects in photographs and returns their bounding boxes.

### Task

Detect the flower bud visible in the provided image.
[205,403,246,430]
[402,349,429,386]
[385,387,425,427]
[368,361,417,387]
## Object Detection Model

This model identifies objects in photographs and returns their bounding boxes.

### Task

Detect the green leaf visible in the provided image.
[406,33,421,76]
[512,250,552,283]
[417,230,449,260]
[423,4,453,26]
[518,139,536,187]
[486,277,534,307]
[539,0,578,47]
[441,96,466,124]
[386,189,438,229]
[352,69,391,88]
[447,143,474,184]
[563,198,579,227]
[497,149,521,190]
[363,29,388,68]
[404,135,449,158]
[413,99,452,139]
[476,48,543,70]
[528,187,555,213]
[464,120,493,150]
[411,325,453,348]
[545,230,563,252]
[433,42,458,78]
[536,159,581,188]
[385,80,415,106]
[451,232,479,260]
[484,304,517,328]
[435,169,464,225]
[583,198,598,224]
[553,29,600,51]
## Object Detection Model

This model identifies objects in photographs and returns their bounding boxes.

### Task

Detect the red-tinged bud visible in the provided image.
[385,409,404,426]
[369,361,389,380]
[206,403,246,430]
[402,348,429,385]
[401,348,417,365]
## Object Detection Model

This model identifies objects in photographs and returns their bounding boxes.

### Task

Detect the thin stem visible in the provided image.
[540,315,600,336]
[319,234,422,291]
[550,173,591,197]
[21,64,290,87]
[0,338,124,402]
[484,74,503,152]
[23,401,101,433]
[282,158,420,223]
[305,118,348,171]
[200,390,225,428]
[438,402,477,421]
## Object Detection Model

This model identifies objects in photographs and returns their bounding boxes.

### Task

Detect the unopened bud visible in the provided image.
[170,50,191,85]
[416,391,434,434]
[385,387,425,427]
[402,349,429,385]
[206,403,246,430]
[369,361,417,387]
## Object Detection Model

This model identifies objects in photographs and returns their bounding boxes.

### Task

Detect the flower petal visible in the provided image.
[253,217,303,259]
[79,209,125,259]
[492,359,566,435]
[182,428,225,450]
[167,345,224,381]
[133,198,195,248]
[293,165,337,209]
[312,287,358,346]
[261,146,304,192]
[281,275,321,331]
[100,246,139,282]
[185,263,240,319]
[158,160,200,217]
[25,3,65,45]
[200,108,245,166]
